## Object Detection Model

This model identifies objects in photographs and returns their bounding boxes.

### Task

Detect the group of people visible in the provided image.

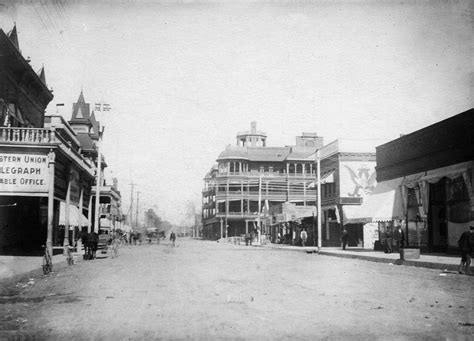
[382,226,405,254]
[244,229,261,246]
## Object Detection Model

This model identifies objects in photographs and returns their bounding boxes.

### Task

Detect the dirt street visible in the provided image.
[0,238,472,340]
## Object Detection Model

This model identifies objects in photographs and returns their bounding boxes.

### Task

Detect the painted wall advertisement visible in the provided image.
[0,153,49,194]
[339,161,377,198]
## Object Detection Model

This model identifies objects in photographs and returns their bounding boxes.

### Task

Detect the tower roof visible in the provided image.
[7,24,19,50]
[89,111,100,139]
[70,90,91,124]
[37,66,46,86]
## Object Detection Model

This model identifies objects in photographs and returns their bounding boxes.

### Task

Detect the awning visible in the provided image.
[59,201,88,226]
[343,177,404,225]
[307,170,335,188]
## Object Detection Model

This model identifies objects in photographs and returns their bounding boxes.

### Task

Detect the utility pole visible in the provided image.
[316,149,322,251]
[94,126,104,234]
[129,182,135,229]
[136,191,140,229]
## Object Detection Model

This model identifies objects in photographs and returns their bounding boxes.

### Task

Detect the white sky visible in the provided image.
[1,0,472,225]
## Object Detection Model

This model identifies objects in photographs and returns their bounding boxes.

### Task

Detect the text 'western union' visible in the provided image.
[0,167,42,175]
[0,155,47,163]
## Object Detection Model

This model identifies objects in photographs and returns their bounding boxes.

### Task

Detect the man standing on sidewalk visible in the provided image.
[458,226,473,275]
[300,229,308,247]
[341,229,349,250]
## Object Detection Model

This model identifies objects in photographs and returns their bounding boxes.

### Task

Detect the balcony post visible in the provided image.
[46,149,55,258]
[63,168,72,254]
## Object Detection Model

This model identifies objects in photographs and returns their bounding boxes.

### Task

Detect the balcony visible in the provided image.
[0,127,56,144]
[0,126,94,175]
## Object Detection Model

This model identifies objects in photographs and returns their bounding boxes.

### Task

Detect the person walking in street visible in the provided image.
[458,226,473,275]
[300,229,308,247]
[384,228,393,254]
[170,231,176,247]
[341,229,349,250]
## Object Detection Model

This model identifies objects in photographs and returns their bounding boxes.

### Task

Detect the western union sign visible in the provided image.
[0,153,49,194]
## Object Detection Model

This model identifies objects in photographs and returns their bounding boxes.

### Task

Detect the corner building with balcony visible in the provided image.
[0,26,95,255]
[202,122,324,240]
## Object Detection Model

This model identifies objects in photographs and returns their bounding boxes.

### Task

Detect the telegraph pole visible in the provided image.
[136,191,140,229]
[129,182,135,228]
[316,149,322,251]
[93,126,104,234]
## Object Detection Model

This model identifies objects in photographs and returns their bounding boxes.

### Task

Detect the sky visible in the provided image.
[0,0,472,225]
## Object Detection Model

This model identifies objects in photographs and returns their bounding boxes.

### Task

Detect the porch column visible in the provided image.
[225,179,229,232]
[247,182,250,214]
[63,169,72,254]
[46,150,55,258]
[304,179,307,206]
[76,181,84,248]
[245,220,248,234]
[286,163,290,201]
[220,218,223,239]
[241,181,244,215]
[87,194,92,233]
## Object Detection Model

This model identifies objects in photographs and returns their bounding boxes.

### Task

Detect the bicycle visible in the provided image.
[42,245,53,275]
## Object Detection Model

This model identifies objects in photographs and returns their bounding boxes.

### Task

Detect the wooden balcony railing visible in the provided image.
[0,127,57,144]
[0,126,94,176]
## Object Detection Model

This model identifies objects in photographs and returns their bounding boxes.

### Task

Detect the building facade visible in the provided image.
[202,122,382,246]
[202,122,323,240]
[0,26,95,256]
[375,109,473,253]
[68,92,123,234]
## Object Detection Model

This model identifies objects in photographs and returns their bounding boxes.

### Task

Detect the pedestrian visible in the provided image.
[300,229,308,247]
[170,231,176,247]
[458,226,473,275]
[341,229,349,250]
[393,225,405,251]
[384,228,393,254]
[245,232,250,246]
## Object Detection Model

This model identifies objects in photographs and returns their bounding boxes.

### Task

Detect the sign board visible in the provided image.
[339,161,377,198]
[0,153,49,194]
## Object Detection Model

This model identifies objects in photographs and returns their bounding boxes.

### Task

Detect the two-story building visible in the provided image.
[0,26,96,256]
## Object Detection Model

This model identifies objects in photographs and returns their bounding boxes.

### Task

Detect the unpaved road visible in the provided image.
[0,238,472,340]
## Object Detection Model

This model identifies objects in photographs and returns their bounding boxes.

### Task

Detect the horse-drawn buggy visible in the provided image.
[145,227,161,244]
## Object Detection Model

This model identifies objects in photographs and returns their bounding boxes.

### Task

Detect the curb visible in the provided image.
[0,253,84,292]
[266,245,459,272]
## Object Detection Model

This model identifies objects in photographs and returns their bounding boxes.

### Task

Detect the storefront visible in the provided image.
[347,109,473,254]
